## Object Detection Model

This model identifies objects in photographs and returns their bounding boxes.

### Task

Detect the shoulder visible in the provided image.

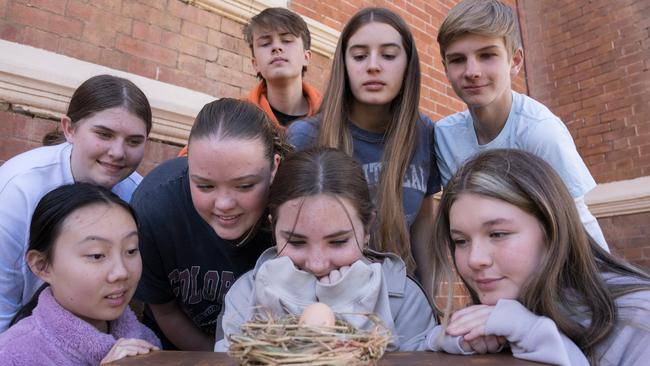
[132,158,187,203]
[0,144,71,192]
[286,114,321,150]
[0,316,47,361]
[434,110,471,129]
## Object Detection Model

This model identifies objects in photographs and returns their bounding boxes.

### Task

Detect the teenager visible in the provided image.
[0,183,160,365]
[132,98,289,350]
[430,149,650,365]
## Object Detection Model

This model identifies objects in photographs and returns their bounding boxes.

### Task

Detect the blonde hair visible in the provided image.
[437,0,522,59]
[317,7,421,273]
[433,149,650,365]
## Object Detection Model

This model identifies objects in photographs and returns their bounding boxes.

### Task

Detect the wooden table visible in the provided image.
[108,351,548,365]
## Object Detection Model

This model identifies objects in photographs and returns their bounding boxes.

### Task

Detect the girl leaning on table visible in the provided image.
[0,183,160,365]
[429,149,650,366]
[215,147,465,352]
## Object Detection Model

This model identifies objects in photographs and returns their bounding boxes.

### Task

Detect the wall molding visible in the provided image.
[184,0,339,58]
[586,176,650,218]
[0,39,215,145]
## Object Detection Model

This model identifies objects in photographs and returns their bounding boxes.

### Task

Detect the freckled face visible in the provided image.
[274,194,368,281]
[450,193,545,305]
[188,137,279,241]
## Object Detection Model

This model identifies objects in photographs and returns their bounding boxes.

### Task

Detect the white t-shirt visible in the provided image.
[435,91,607,249]
[0,143,141,332]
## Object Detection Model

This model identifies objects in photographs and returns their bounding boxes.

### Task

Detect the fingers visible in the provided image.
[447,305,494,337]
[466,337,488,354]
[328,269,342,283]
[101,338,159,364]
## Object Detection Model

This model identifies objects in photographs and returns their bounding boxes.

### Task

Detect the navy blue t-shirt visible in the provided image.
[132,157,271,340]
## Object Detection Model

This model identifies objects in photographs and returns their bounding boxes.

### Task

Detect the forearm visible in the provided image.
[149,301,213,351]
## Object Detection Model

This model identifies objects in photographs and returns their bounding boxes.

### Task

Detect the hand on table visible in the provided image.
[446,304,507,354]
[101,338,159,364]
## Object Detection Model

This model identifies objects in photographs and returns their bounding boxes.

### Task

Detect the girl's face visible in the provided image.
[63,107,147,189]
[345,22,408,108]
[449,193,545,305]
[188,137,280,241]
[274,194,367,281]
[38,204,141,331]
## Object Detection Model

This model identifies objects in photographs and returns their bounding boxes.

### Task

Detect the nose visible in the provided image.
[464,57,481,79]
[304,248,330,277]
[271,39,283,54]
[107,256,129,283]
[467,241,493,270]
[214,192,237,212]
[366,52,381,73]
[107,140,126,160]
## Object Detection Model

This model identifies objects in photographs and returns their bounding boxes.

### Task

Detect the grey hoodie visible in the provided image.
[214,247,466,353]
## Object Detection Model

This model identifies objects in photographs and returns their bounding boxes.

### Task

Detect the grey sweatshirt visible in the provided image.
[448,273,650,366]
[214,247,466,353]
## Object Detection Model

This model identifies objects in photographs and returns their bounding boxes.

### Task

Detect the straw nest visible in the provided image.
[228,313,392,365]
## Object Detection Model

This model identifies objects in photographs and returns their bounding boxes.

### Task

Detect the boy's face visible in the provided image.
[251,28,311,83]
[443,34,523,112]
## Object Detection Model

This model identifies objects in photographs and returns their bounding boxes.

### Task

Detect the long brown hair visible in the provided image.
[433,149,650,364]
[317,7,421,272]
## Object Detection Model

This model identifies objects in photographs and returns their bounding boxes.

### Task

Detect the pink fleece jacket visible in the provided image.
[0,287,160,365]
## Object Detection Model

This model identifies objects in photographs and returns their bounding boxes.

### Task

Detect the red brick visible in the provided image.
[216,49,242,70]
[167,0,221,29]
[181,20,208,42]
[21,27,60,52]
[122,1,180,32]
[133,21,162,43]
[116,34,177,67]
[220,17,243,38]
[59,38,101,63]
[0,0,7,18]
[0,20,21,42]
[10,2,83,38]
[161,30,218,60]
[178,54,206,76]
[16,0,67,15]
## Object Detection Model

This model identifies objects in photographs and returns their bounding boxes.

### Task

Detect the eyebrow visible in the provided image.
[445,45,501,59]
[449,218,513,234]
[76,231,138,245]
[280,230,352,239]
[348,43,402,50]
[189,174,261,182]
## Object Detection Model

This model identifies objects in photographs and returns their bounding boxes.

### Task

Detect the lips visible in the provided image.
[473,277,503,290]
[270,57,288,65]
[362,80,386,91]
[213,213,243,227]
[97,160,125,173]
[104,290,128,307]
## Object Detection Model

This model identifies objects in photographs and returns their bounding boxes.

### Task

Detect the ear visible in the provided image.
[303,49,312,66]
[60,116,75,143]
[510,47,524,76]
[269,153,281,185]
[251,56,260,74]
[26,250,52,284]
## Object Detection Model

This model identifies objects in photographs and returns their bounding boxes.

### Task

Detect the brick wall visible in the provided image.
[519,0,650,184]
[0,0,330,102]
[599,213,650,271]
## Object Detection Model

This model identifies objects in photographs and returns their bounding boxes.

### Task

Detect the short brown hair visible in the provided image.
[437,0,522,59]
[242,7,311,78]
